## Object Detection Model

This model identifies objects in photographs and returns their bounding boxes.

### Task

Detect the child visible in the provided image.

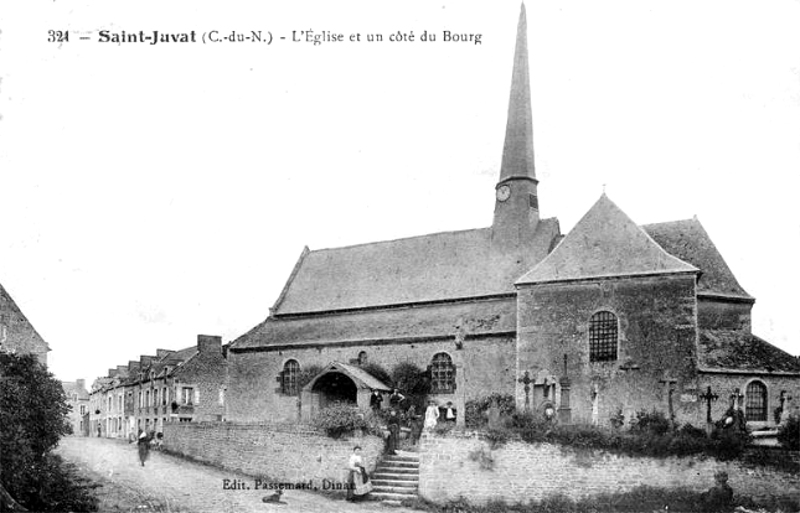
[445,401,456,425]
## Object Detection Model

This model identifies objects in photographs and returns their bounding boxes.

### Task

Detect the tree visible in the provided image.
[0,352,98,512]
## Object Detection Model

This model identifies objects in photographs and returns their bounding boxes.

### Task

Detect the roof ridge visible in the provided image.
[307,226,493,254]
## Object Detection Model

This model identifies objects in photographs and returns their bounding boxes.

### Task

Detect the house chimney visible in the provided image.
[128,361,140,372]
[108,368,118,378]
[116,365,128,377]
[140,355,156,367]
[197,334,222,354]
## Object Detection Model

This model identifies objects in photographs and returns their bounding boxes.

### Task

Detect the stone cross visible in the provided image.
[518,371,534,411]
[659,377,678,424]
[699,385,719,425]
[730,388,744,410]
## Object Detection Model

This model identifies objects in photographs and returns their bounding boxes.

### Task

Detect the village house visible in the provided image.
[225,5,800,428]
[89,334,228,437]
[0,282,49,365]
[61,379,90,436]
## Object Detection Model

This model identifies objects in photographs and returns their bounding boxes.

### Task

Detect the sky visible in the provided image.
[1,0,799,384]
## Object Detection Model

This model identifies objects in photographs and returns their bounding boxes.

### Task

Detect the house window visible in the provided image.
[145,390,150,407]
[281,360,300,395]
[181,387,194,405]
[745,381,768,422]
[589,311,618,362]
[430,353,455,393]
[162,387,167,406]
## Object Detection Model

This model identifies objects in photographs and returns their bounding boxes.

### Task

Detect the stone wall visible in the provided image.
[516,274,702,425]
[162,422,383,487]
[700,372,800,428]
[227,334,515,423]
[419,432,800,506]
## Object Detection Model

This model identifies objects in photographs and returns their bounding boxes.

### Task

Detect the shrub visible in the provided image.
[465,394,515,428]
[359,362,392,388]
[296,364,324,391]
[390,362,430,411]
[632,409,671,436]
[777,413,799,450]
[0,353,98,511]
[312,404,368,438]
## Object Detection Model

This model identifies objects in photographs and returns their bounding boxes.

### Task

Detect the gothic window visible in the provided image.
[430,353,455,393]
[745,381,767,422]
[281,360,300,395]
[589,311,618,362]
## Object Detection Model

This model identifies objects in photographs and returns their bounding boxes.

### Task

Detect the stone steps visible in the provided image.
[369,452,420,503]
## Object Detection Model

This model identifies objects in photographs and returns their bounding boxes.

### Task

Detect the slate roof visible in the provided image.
[642,219,752,300]
[232,296,516,350]
[62,381,90,400]
[699,329,800,373]
[304,361,392,392]
[518,195,698,285]
[273,220,560,315]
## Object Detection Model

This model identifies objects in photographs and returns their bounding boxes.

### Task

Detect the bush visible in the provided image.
[0,353,98,511]
[632,409,671,436]
[390,362,430,411]
[777,413,799,450]
[465,394,515,428]
[296,364,324,391]
[358,362,392,388]
[312,404,368,438]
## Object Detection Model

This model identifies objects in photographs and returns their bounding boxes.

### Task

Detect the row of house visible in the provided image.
[88,335,227,438]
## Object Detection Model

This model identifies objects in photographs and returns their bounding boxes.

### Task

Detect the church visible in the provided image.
[226,6,800,428]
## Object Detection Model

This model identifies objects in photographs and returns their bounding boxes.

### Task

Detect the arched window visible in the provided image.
[589,311,618,362]
[281,360,300,395]
[745,381,767,422]
[431,353,455,393]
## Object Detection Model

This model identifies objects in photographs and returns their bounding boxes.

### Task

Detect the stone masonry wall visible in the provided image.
[419,432,800,506]
[227,335,515,423]
[162,422,383,488]
[517,274,702,426]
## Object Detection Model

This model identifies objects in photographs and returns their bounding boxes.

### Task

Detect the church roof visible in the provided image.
[642,219,752,300]
[231,295,516,350]
[517,195,698,285]
[272,220,560,315]
[698,329,800,373]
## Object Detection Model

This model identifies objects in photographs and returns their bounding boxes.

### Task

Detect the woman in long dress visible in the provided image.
[346,446,373,501]
[424,400,440,430]
[137,430,150,467]
[386,410,401,455]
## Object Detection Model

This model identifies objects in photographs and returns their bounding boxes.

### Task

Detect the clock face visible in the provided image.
[496,185,511,202]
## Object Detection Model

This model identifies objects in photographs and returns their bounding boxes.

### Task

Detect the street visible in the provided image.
[56,436,419,513]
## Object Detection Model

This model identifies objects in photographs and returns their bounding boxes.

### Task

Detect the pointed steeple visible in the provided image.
[492,4,540,249]
[499,3,536,183]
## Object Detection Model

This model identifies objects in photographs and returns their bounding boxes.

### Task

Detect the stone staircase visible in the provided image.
[370,451,419,505]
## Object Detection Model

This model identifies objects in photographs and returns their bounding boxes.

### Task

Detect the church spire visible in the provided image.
[499,3,536,183]
[492,3,539,249]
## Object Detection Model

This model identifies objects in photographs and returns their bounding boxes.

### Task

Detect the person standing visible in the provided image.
[369,390,383,411]
[346,446,373,501]
[137,430,150,467]
[389,389,406,410]
[424,400,440,431]
[386,410,401,455]
[444,401,456,425]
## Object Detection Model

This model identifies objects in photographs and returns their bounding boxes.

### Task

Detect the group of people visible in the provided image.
[370,389,458,455]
